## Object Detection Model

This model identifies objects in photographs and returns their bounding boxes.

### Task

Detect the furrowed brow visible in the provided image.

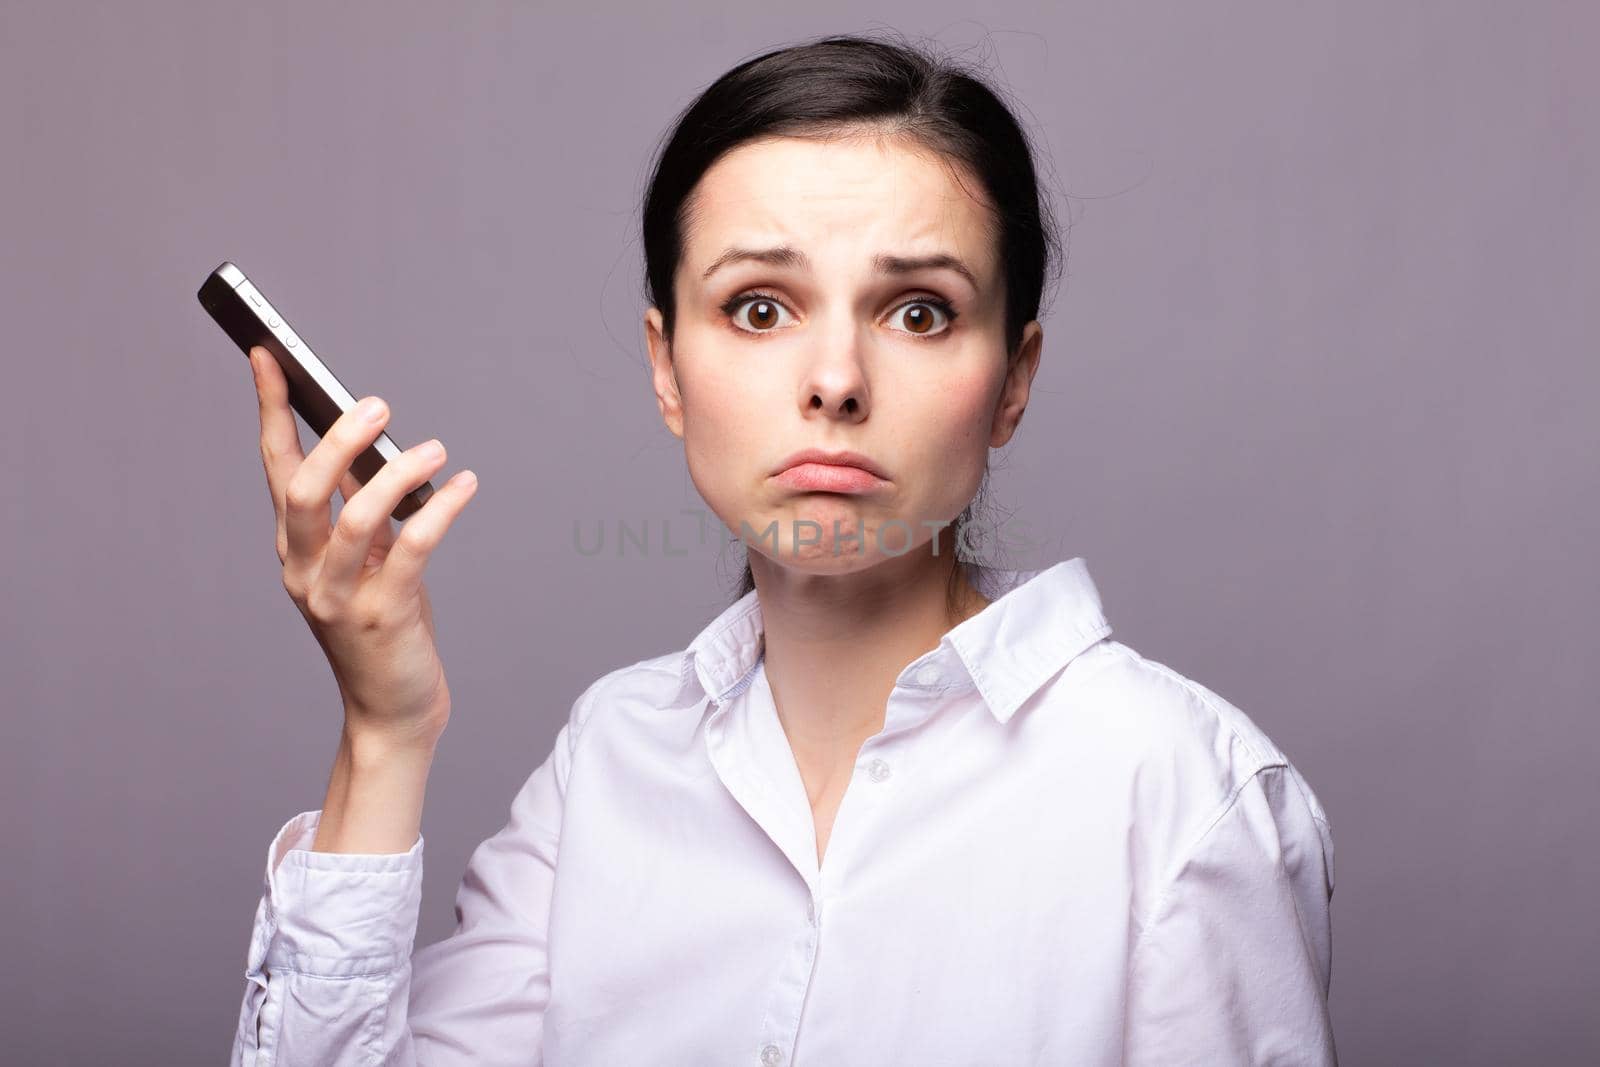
[702,245,979,291]
[872,252,978,290]
[702,245,810,279]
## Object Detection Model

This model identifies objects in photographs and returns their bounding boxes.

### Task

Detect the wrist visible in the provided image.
[340,714,447,766]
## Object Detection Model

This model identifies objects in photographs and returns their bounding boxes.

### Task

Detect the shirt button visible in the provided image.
[805,899,816,923]
[760,1044,784,1066]
[866,758,891,782]
[911,663,939,686]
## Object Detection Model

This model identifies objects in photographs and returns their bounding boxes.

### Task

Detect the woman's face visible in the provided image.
[645,132,1041,576]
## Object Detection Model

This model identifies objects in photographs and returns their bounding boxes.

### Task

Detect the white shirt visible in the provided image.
[231,557,1337,1066]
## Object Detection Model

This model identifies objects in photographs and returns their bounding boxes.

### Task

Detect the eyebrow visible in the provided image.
[700,245,980,290]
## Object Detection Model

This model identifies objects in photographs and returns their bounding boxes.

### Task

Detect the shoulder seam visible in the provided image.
[567,651,689,755]
[566,672,606,760]
[567,661,640,755]
[1117,647,1282,770]
[1113,645,1331,832]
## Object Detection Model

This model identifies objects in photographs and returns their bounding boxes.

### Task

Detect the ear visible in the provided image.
[990,320,1043,449]
[645,306,684,439]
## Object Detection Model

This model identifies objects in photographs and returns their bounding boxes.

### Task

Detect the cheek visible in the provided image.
[891,370,999,521]
[673,348,773,491]
[925,368,999,458]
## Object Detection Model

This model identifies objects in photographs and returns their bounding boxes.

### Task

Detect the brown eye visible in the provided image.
[746,300,779,330]
[889,300,953,337]
[726,293,793,333]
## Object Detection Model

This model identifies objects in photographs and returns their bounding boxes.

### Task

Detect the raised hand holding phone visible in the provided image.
[249,337,478,735]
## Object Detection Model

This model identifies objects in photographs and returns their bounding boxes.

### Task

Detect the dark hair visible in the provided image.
[639,31,1064,617]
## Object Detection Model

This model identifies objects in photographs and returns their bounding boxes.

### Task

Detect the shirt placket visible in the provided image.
[703,688,822,1067]
[757,689,937,1065]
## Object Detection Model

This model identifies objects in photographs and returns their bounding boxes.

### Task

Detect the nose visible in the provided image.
[800,323,870,421]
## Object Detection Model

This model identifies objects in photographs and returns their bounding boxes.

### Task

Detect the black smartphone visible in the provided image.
[198,261,434,521]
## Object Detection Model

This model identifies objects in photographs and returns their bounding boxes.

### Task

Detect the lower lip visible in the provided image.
[774,462,887,493]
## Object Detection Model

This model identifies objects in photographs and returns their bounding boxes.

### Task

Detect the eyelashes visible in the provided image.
[718,290,960,340]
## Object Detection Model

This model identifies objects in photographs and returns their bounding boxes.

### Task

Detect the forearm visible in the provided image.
[312,724,439,854]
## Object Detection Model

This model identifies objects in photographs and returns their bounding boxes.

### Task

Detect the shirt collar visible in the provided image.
[671,557,1112,725]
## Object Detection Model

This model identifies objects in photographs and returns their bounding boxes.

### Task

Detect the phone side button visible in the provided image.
[267,315,281,328]
[285,333,298,347]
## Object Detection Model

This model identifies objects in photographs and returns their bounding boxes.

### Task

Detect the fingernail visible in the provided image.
[358,398,386,422]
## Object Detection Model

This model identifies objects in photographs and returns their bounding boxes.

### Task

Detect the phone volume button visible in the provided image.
[285,333,298,347]
[267,315,281,328]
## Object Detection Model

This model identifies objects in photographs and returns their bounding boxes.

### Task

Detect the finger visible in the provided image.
[251,346,306,523]
[283,393,391,572]
[338,470,398,550]
[319,437,452,593]
[375,467,480,603]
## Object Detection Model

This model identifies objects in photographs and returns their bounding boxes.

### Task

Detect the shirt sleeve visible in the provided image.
[230,703,588,1067]
[1124,763,1337,1066]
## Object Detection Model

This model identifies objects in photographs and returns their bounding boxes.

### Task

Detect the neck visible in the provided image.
[750,541,990,776]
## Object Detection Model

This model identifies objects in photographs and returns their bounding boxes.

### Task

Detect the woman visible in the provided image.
[231,33,1336,1067]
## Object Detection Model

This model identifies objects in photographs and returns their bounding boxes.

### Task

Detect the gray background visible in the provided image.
[4,1,1595,1063]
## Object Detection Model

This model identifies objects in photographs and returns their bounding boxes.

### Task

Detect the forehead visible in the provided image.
[682,134,997,281]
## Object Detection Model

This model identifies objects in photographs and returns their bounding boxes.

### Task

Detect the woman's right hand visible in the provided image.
[248,345,479,752]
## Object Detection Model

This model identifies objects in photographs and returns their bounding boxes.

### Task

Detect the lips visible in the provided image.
[771,448,888,480]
